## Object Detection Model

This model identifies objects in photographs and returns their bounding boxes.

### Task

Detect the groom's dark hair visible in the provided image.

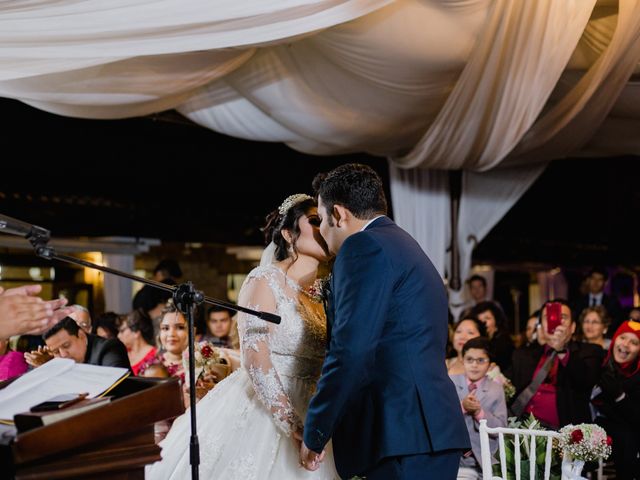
[313,164,387,223]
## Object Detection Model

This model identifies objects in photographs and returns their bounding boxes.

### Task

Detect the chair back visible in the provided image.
[479,418,561,480]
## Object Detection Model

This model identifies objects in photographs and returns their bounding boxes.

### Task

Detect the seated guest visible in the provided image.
[572,267,623,337]
[467,275,490,305]
[508,300,603,429]
[132,259,182,332]
[69,304,92,334]
[591,320,640,480]
[447,317,487,376]
[142,301,188,380]
[522,310,542,348]
[628,306,640,322]
[117,309,156,375]
[141,302,190,443]
[448,317,512,392]
[0,337,28,381]
[197,305,238,349]
[144,286,176,335]
[149,303,227,414]
[451,337,508,480]
[92,312,121,339]
[578,306,611,350]
[25,317,130,369]
[471,301,514,371]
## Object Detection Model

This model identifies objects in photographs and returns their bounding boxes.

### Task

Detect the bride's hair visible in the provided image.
[263,197,316,262]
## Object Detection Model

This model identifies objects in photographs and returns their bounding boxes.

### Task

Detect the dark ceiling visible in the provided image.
[1,98,639,267]
[0,98,389,245]
[473,155,640,267]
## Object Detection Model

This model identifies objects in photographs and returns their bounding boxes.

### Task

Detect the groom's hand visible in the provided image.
[299,440,325,471]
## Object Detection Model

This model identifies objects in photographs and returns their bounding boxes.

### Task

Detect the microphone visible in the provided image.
[0,213,42,238]
[257,311,281,325]
[0,213,52,257]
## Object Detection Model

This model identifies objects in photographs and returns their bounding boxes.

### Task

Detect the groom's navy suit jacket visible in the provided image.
[304,216,470,478]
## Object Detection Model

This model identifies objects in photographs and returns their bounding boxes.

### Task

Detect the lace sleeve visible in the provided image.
[237,275,301,436]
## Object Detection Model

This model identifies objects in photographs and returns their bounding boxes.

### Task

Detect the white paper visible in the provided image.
[0,358,128,421]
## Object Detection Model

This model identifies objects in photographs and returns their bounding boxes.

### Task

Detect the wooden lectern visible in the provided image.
[1,376,184,480]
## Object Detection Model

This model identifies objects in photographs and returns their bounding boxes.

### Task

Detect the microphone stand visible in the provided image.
[0,213,280,480]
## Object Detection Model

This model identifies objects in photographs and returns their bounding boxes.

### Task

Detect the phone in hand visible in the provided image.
[545,302,563,334]
[30,393,87,412]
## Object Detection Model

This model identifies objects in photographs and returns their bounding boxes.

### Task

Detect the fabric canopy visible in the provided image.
[2,0,639,305]
[2,0,638,169]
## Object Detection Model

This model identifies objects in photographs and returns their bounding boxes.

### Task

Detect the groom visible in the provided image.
[300,164,470,479]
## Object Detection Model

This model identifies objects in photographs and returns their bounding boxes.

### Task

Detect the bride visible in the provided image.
[147,193,338,479]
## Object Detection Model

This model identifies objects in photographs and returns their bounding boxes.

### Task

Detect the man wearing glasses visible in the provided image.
[69,304,92,334]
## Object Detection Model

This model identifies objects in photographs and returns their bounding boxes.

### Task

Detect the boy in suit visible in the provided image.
[451,337,508,479]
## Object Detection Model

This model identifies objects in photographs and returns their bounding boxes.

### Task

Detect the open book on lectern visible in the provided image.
[0,358,129,424]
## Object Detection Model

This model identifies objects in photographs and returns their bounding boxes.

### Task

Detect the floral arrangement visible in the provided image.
[557,424,612,462]
[182,341,227,381]
[304,276,331,303]
[487,366,516,400]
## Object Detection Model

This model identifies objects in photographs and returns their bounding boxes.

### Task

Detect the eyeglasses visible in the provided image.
[582,319,603,325]
[463,357,489,365]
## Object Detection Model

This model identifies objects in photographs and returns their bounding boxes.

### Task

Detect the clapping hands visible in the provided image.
[25,345,54,367]
[462,391,481,416]
[0,285,74,338]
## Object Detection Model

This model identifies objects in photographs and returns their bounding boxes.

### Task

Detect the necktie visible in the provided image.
[591,296,597,307]
[468,382,478,393]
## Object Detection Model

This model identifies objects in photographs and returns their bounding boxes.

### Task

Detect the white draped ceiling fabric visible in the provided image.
[2,0,639,302]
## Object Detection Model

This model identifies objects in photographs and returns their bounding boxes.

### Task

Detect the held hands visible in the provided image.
[25,345,54,367]
[295,428,325,472]
[462,391,481,416]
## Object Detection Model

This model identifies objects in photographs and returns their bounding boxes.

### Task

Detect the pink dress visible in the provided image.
[0,351,28,381]
[131,347,158,376]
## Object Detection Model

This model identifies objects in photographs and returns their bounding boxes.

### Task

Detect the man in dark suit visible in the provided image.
[572,267,623,337]
[26,316,131,370]
[508,301,603,428]
[300,164,469,480]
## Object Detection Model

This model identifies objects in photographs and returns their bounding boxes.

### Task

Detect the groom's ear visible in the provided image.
[333,204,349,227]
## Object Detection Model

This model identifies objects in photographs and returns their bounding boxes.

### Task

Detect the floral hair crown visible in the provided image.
[278,193,313,216]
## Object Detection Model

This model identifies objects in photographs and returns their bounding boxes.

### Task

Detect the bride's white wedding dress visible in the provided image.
[147,264,338,479]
